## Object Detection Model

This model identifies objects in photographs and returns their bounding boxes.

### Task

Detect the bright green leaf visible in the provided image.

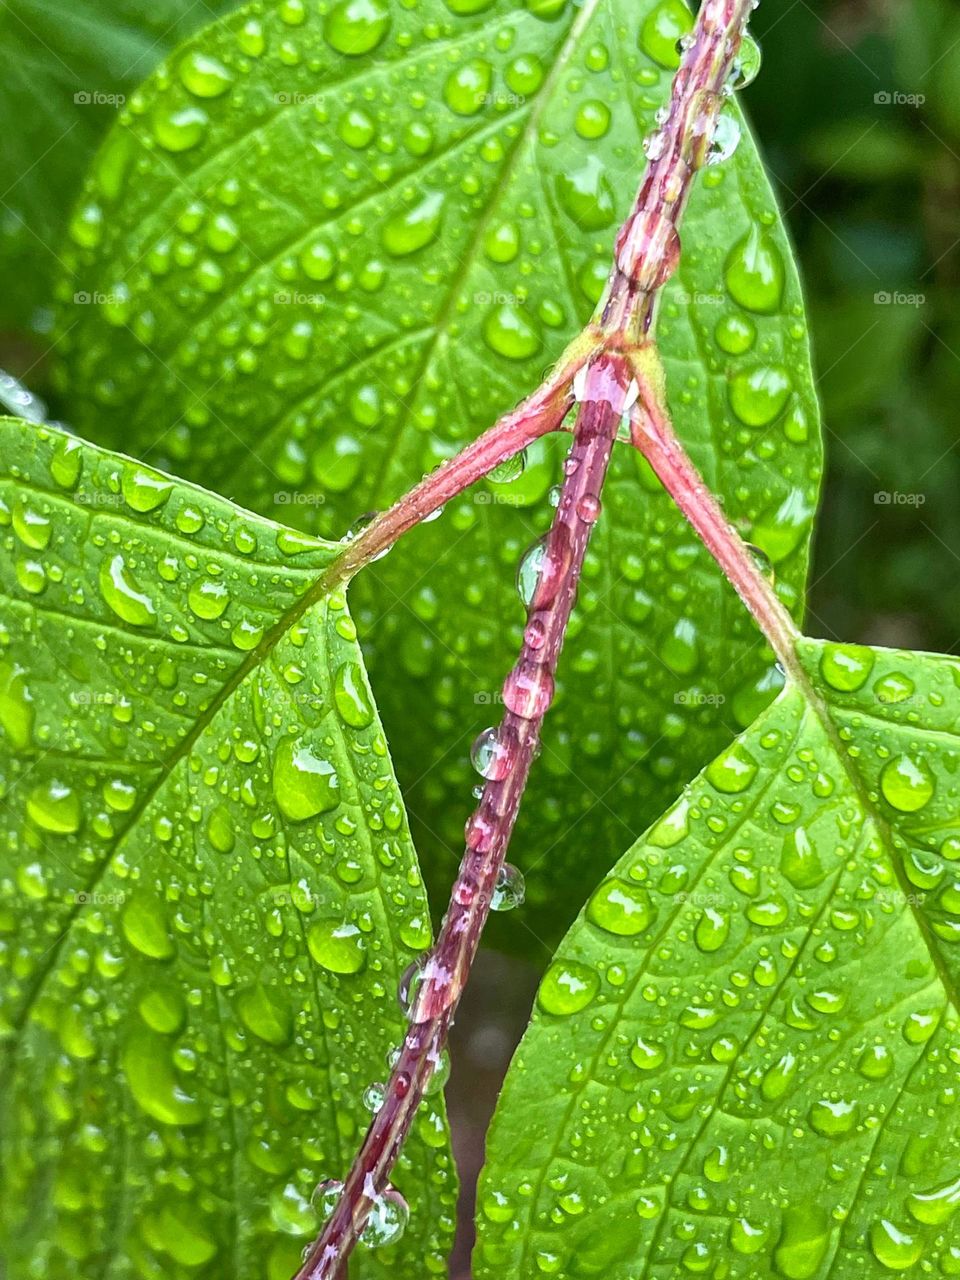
[0,417,454,1277]
[0,0,243,335]
[477,636,960,1277]
[53,0,821,946]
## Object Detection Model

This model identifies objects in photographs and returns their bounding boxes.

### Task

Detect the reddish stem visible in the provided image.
[627,347,800,675]
[601,0,758,343]
[333,335,595,580]
[294,353,637,1280]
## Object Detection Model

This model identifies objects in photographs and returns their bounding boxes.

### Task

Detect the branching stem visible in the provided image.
[294,354,635,1279]
[293,1,763,1275]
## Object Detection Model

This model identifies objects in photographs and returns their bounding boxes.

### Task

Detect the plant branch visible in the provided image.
[626,344,801,678]
[332,331,596,581]
[293,352,637,1280]
[600,0,758,344]
[289,3,764,1276]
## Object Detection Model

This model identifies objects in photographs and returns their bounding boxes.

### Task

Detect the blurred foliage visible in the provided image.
[750,0,960,655]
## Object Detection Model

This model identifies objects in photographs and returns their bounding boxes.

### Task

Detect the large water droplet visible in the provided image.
[273,736,340,820]
[880,754,935,813]
[538,960,599,1016]
[324,0,390,54]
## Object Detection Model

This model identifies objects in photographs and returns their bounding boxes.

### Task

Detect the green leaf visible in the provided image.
[476,636,960,1277]
[0,418,454,1278]
[54,0,821,946]
[0,0,239,334]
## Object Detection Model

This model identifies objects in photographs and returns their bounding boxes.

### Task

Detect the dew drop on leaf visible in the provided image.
[537,961,599,1016]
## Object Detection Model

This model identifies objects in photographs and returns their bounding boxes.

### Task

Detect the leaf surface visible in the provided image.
[54,0,822,945]
[0,0,240,333]
[0,418,454,1279]
[476,636,960,1277]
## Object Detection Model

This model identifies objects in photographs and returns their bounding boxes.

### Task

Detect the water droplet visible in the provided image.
[538,960,599,1016]
[907,1174,960,1225]
[660,617,699,675]
[725,224,785,314]
[706,742,757,793]
[616,210,681,291]
[483,303,542,361]
[121,465,173,512]
[360,1187,409,1249]
[307,918,366,974]
[382,190,444,256]
[729,365,792,426]
[0,660,33,749]
[639,0,693,68]
[273,736,340,820]
[237,983,292,1046]
[12,499,51,550]
[715,312,756,354]
[121,894,174,960]
[444,58,492,115]
[502,660,554,718]
[874,671,915,705]
[491,863,525,911]
[179,50,233,98]
[880,754,935,812]
[471,726,514,780]
[324,0,390,55]
[819,642,875,692]
[630,1036,665,1070]
[730,33,762,88]
[780,826,825,889]
[99,554,156,627]
[705,110,741,165]
[869,1219,922,1271]
[27,779,81,834]
[334,661,374,727]
[773,1205,830,1279]
[587,878,654,935]
[556,156,616,230]
[694,906,729,952]
[152,105,209,152]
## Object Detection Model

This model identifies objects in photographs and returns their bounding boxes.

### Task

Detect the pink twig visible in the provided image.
[294,354,637,1280]
[601,0,758,343]
[333,336,594,580]
[627,348,800,675]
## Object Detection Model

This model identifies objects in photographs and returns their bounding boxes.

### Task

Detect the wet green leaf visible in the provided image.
[478,636,960,1277]
[0,418,454,1278]
[53,0,821,948]
[0,0,241,334]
